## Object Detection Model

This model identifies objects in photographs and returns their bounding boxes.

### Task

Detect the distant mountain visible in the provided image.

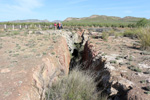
[64,15,144,23]
[7,19,50,23]
[52,20,62,23]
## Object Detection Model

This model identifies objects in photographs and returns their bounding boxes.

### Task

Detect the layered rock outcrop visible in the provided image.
[0,33,71,100]
[31,37,70,100]
[82,38,134,99]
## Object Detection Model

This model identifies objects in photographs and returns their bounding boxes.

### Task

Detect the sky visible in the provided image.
[0,0,150,21]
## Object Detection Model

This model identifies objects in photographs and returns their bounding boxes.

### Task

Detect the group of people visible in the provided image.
[54,22,63,30]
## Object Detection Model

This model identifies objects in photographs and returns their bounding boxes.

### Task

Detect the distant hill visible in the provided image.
[64,15,144,24]
[52,20,62,23]
[7,19,50,23]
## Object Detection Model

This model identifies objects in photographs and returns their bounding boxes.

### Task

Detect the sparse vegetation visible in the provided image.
[102,53,107,56]
[52,36,57,43]
[31,49,37,52]
[126,62,131,65]
[143,71,150,74]
[144,86,150,91]
[140,80,147,84]
[0,43,2,49]
[128,56,133,61]
[110,60,117,64]
[117,26,150,50]
[128,65,142,72]
[144,91,150,94]
[12,53,19,57]
[115,56,121,60]
[140,51,150,55]
[51,52,55,55]
[25,39,36,48]
[143,86,150,94]
[102,32,109,41]
[43,52,47,55]
[48,46,54,50]
[12,31,20,35]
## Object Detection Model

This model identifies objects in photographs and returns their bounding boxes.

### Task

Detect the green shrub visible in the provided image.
[140,51,150,55]
[144,91,150,94]
[43,52,47,55]
[123,29,139,38]
[140,80,146,83]
[114,32,123,38]
[102,32,109,41]
[12,31,20,35]
[144,86,150,91]
[128,65,142,72]
[91,35,98,39]
[51,52,55,55]
[110,60,117,64]
[136,18,148,27]
[138,27,150,50]
[46,68,107,100]
[115,56,120,60]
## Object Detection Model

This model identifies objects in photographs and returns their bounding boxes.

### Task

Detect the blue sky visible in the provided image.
[0,0,149,21]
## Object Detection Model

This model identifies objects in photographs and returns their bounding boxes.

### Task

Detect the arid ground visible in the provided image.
[0,27,150,100]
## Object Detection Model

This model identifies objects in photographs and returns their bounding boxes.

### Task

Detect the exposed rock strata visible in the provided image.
[32,37,70,100]
[82,39,135,99]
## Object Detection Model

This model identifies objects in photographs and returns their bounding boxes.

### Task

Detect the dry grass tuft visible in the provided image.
[46,68,107,100]
[138,27,150,50]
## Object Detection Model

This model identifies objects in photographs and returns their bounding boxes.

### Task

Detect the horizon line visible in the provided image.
[0,14,149,22]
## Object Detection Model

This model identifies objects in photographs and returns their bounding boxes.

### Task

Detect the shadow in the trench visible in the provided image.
[69,49,80,70]
[72,49,78,58]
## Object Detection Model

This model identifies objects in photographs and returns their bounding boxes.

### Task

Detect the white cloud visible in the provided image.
[15,0,43,9]
[0,0,44,20]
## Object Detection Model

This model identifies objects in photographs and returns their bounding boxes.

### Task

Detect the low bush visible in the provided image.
[128,65,142,72]
[144,86,150,91]
[110,60,117,64]
[138,27,150,50]
[12,31,20,35]
[121,27,150,50]
[136,18,148,27]
[123,29,139,39]
[102,32,109,41]
[46,68,107,100]
[0,43,2,49]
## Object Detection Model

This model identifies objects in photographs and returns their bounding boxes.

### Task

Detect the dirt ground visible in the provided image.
[0,30,61,100]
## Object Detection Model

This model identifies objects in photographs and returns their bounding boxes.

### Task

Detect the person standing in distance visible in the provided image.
[54,23,57,30]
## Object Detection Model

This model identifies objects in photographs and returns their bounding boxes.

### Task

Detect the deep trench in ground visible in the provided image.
[68,36,111,98]
[69,42,84,70]
[68,33,129,100]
